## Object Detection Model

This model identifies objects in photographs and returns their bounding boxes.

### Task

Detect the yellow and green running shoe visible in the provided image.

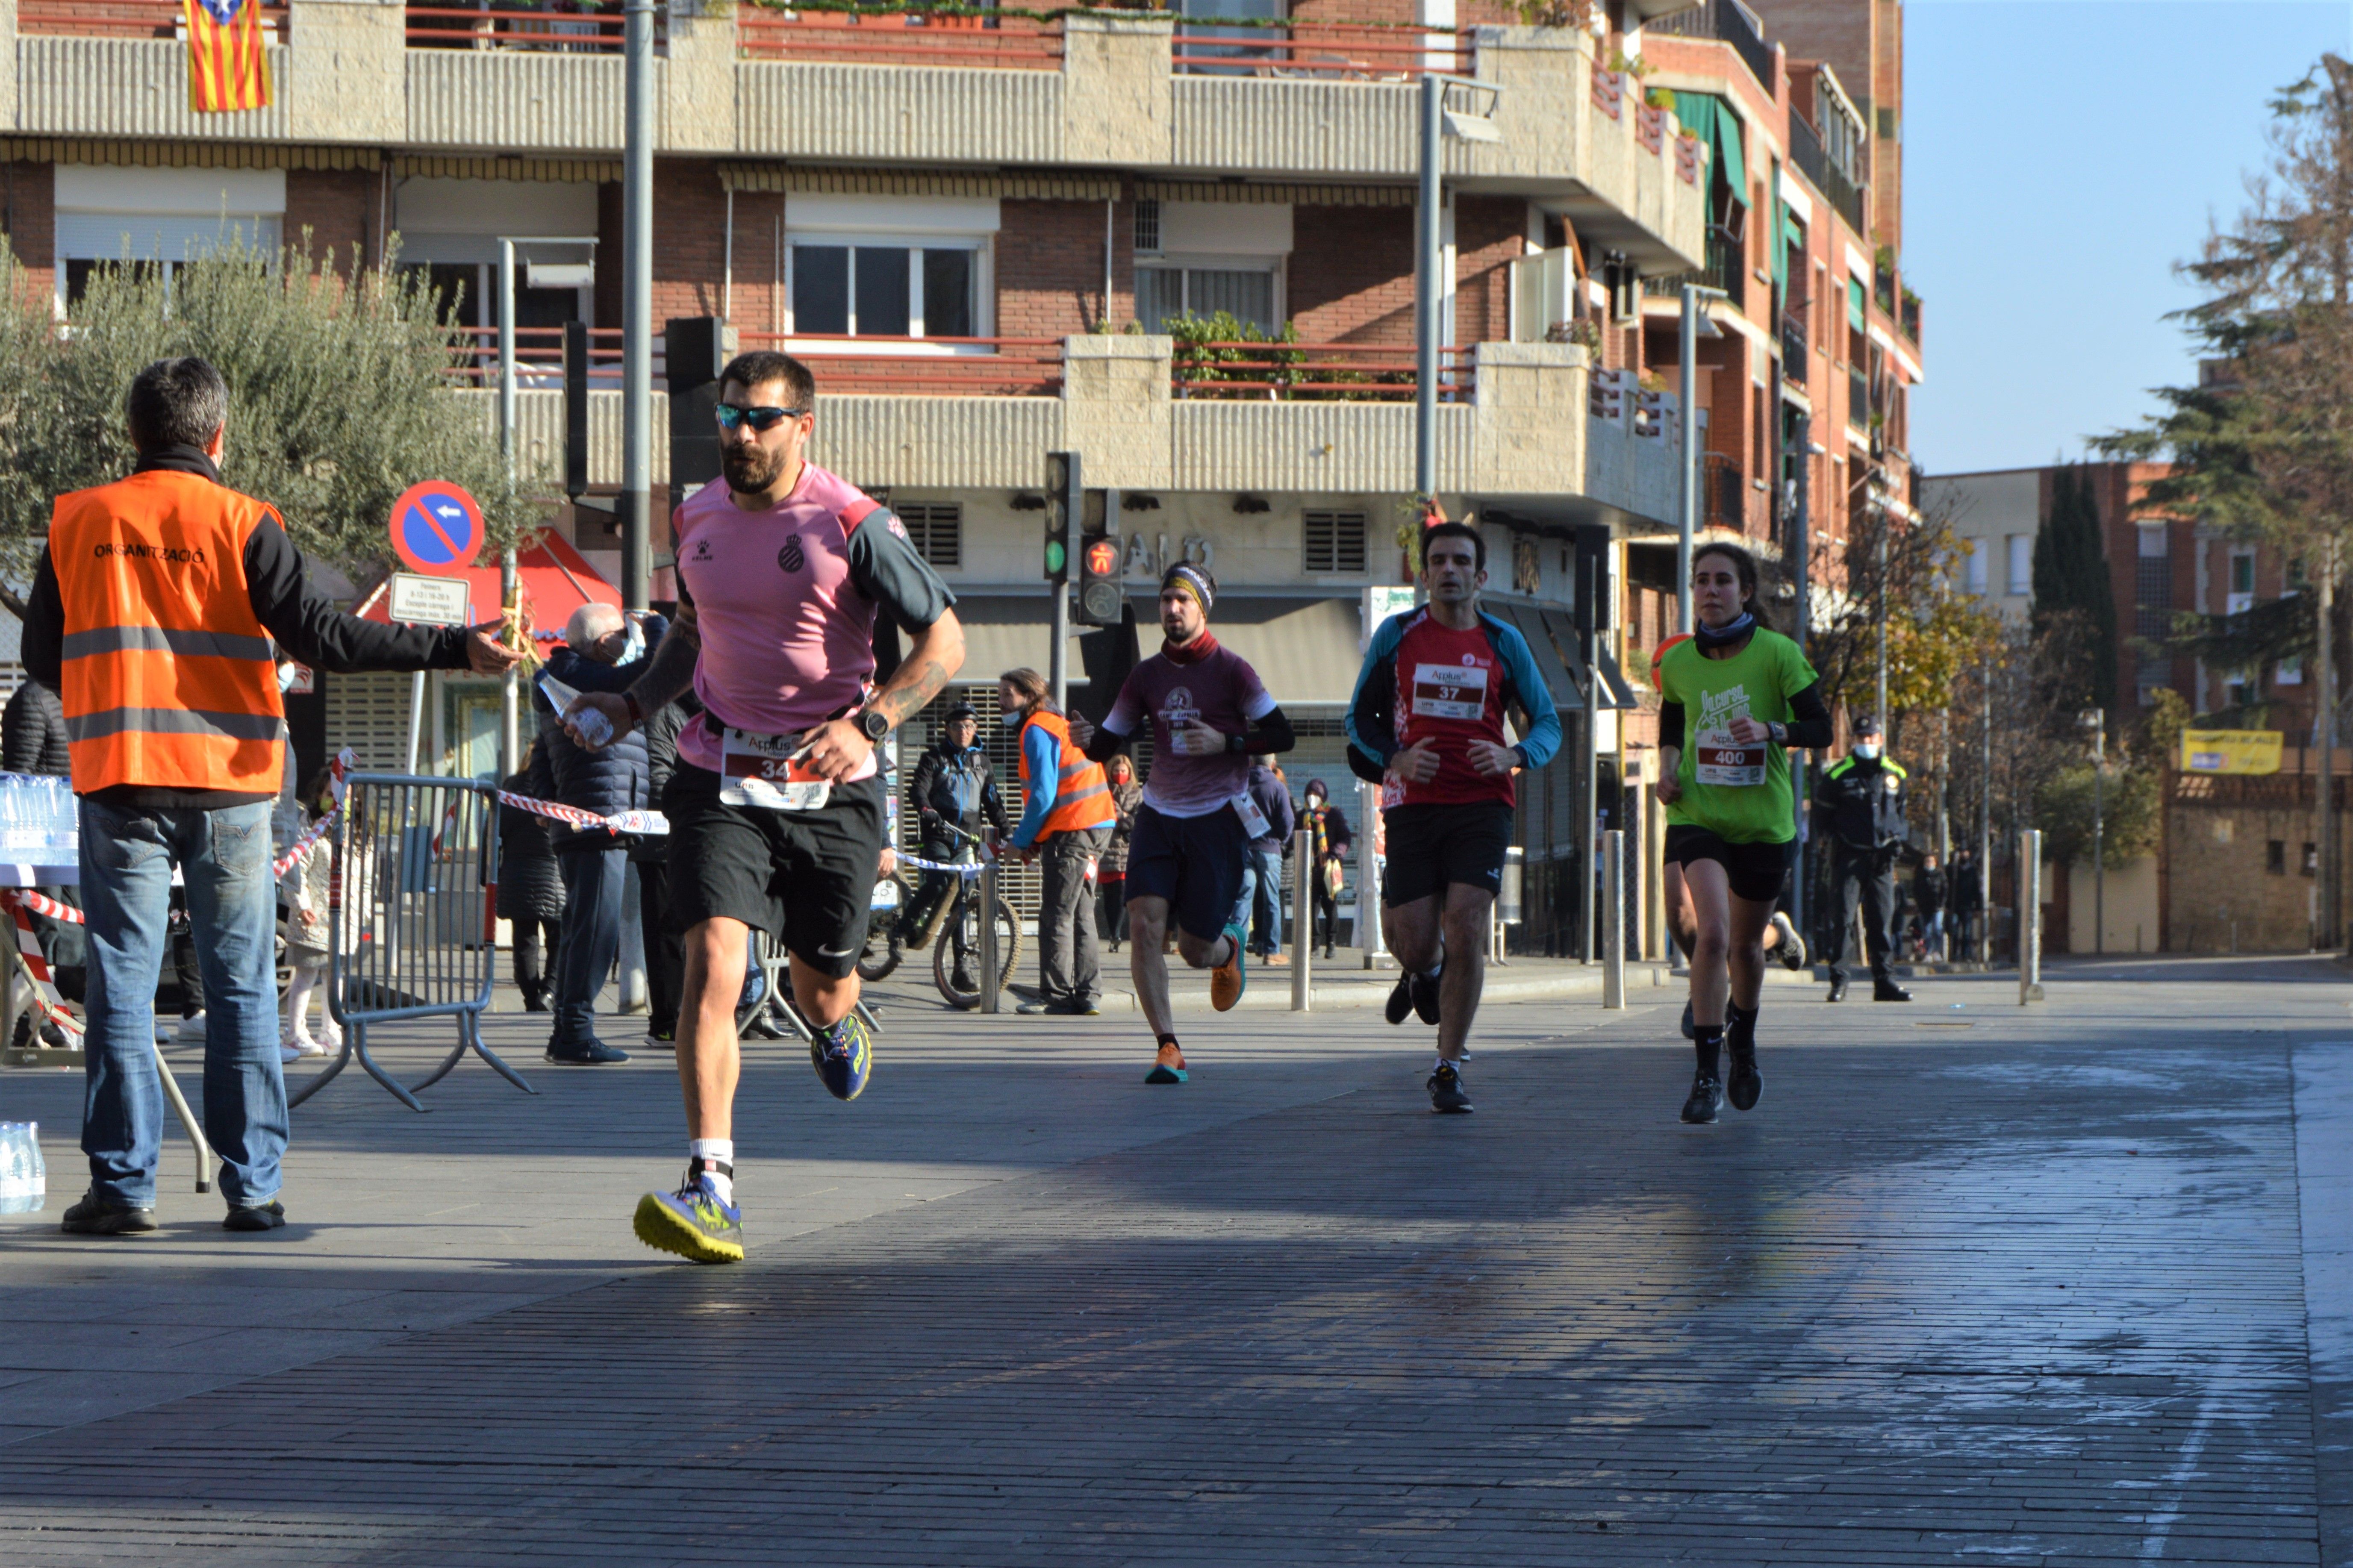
[810,1011,873,1102]
[633,1163,744,1264]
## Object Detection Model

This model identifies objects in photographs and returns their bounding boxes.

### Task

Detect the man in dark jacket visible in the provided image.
[529,602,663,1063]
[1235,761,1297,961]
[899,704,1007,965]
[1913,851,1947,961]
[1949,847,1984,959]
[3,679,70,777]
[1813,715,1911,1003]
[498,740,565,1011]
[634,662,699,1048]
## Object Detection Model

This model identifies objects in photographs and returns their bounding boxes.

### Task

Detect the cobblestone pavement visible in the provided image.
[0,955,2347,1564]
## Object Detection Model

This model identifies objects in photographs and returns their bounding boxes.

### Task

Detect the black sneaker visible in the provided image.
[1873,981,1913,1002]
[223,1200,286,1232]
[1384,970,1416,1026]
[1680,1072,1723,1124]
[1726,1047,1761,1111]
[1427,1057,1472,1113]
[60,1191,158,1235]
[545,1038,630,1064]
[1827,977,1849,1003]
[1411,967,1442,1027]
[1679,1001,1695,1039]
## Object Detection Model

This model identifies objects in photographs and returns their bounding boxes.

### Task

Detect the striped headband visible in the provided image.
[1163,563,1215,615]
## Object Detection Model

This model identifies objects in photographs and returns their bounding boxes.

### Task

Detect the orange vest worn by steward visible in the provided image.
[1018,709,1115,838]
[50,468,285,794]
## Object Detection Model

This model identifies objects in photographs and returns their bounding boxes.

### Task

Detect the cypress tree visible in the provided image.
[2030,466,2119,711]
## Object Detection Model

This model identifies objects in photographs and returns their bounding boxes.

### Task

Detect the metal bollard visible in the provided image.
[1602,830,1625,1008]
[977,856,1001,1015]
[1291,828,1312,1012]
[291,773,533,1113]
[2019,827,2045,1004]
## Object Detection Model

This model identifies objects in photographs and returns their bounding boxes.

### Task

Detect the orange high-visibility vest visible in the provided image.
[50,468,284,794]
[1017,708,1115,838]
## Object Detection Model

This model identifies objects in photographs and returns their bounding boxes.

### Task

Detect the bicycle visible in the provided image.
[918,824,1020,1010]
[858,864,915,982]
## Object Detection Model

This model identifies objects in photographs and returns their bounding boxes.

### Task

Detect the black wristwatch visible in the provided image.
[1767,721,1787,745]
[858,709,892,744]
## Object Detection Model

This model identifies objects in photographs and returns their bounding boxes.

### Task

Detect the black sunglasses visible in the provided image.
[715,403,806,432]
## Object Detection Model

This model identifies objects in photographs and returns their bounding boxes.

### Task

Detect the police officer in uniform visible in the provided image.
[1814,715,1912,1003]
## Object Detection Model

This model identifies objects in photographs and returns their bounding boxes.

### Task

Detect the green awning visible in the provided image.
[1847,276,1866,331]
[1677,94,1747,209]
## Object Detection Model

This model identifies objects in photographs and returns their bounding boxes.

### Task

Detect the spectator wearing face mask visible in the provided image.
[1812,714,1911,1004]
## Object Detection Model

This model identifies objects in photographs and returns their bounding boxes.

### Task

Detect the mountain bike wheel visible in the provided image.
[857,874,912,982]
[934,892,1023,1009]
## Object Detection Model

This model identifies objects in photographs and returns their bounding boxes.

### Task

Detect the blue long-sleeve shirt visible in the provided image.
[1010,719,1062,850]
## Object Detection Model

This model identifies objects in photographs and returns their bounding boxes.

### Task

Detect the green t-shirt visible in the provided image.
[1658,627,1817,844]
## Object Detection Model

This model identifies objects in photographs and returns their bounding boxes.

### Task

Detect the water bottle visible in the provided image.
[0,1121,44,1214]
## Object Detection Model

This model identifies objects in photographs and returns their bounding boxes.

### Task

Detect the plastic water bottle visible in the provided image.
[538,674,612,748]
[0,1121,44,1214]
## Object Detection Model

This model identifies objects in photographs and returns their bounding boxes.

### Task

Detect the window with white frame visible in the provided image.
[2005,534,2031,597]
[1964,541,1988,595]
[1133,200,1290,335]
[783,194,997,345]
[54,165,286,311]
[2227,547,2256,615]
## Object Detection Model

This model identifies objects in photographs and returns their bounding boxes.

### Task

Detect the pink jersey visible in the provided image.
[1103,639,1276,818]
[670,462,898,776]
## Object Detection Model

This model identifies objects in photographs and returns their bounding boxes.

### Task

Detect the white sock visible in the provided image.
[688,1138,735,1205]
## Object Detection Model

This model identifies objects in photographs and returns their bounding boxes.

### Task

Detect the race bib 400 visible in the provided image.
[1693,727,1766,788]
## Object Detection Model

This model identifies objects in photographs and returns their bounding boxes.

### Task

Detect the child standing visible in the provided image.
[279,768,341,1062]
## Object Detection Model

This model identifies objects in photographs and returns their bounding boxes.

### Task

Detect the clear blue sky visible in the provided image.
[1907,0,2353,475]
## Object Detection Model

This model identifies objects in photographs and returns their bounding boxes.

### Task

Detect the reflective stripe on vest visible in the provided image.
[1019,709,1117,837]
[50,469,284,795]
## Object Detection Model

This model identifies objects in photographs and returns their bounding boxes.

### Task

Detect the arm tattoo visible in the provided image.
[869,614,960,729]
[624,603,701,714]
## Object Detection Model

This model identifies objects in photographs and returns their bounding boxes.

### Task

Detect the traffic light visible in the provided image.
[1043,450,1079,584]
[1074,497,1122,628]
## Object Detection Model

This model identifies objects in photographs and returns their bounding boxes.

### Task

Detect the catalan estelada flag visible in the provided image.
[184,0,273,114]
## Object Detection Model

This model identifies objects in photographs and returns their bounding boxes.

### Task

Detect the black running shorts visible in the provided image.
[1381,802,1516,908]
[663,762,886,979]
[1664,824,1791,904]
[1123,801,1249,944]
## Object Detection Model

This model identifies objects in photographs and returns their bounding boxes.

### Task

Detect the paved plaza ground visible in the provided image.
[2,953,2350,1564]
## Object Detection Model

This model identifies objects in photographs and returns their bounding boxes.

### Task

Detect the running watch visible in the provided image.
[859,709,892,743]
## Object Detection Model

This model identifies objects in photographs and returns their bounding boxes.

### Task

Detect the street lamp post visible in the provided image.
[1676,284,1726,636]
[618,0,656,613]
[2079,707,2105,954]
[1414,76,1500,503]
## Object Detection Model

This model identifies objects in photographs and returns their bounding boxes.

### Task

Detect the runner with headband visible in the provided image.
[1067,564,1295,1083]
[1653,542,1832,1124]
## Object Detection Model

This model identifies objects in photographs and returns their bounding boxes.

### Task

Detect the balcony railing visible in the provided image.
[738,9,1063,68]
[1786,108,1867,236]
[447,327,624,388]
[1846,367,1867,430]
[1643,226,1744,311]
[1172,24,1471,79]
[1874,266,1895,317]
[24,0,286,38]
[1702,451,1747,532]
[738,334,1065,396]
[1170,340,1472,401]
[1648,0,1773,93]
[1779,310,1807,374]
[408,3,660,54]
[1900,291,1922,346]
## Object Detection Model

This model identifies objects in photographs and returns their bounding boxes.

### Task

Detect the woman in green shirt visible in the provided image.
[1654,543,1834,1124]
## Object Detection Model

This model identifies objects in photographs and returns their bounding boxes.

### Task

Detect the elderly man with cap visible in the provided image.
[900,699,1008,990]
[531,601,665,1062]
[1813,714,1912,1003]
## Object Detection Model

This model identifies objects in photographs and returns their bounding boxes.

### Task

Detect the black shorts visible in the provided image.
[1123,802,1249,943]
[663,762,886,979]
[1382,802,1515,908]
[1665,824,1791,904]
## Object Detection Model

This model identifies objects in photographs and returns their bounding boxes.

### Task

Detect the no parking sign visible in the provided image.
[389,481,485,576]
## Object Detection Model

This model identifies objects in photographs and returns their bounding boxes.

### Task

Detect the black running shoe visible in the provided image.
[1384,970,1415,1026]
[1726,1047,1761,1112]
[1680,1001,1695,1039]
[1411,967,1442,1027]
[1873,981,1913,1002]
[1427,1057,1472,1113]
[1680,1072,1723,1124]
[1826,977,1849,1003]
[223,1200,286,1232]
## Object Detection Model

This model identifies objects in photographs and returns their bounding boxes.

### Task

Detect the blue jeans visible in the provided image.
[553,847,625,1049]
[79,797,281,1209]
[1248,844,1284,954]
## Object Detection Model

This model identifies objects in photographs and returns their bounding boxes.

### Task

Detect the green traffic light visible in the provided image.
[1045,540,1066,574]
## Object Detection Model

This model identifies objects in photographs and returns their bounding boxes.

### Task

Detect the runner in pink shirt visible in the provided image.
[1069,566,1296,1083]
[562,351,965,1264]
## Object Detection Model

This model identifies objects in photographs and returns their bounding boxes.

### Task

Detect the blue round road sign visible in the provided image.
[389,481,485,576]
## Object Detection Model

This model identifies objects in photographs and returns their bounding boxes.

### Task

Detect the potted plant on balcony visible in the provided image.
[1167,311,1305,401]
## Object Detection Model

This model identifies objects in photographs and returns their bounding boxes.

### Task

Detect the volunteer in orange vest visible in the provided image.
[1001,666,1116,1016]
[22,356,524,1237]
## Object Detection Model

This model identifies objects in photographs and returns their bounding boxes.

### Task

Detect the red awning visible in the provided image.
[353,533,621,650]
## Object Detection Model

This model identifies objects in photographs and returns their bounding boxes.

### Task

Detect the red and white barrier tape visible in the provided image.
[0,889,83,1039]
[496,790,668,838]
[271,748,357,879]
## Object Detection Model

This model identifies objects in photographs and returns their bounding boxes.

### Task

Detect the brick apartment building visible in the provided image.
[1,0,1915,957]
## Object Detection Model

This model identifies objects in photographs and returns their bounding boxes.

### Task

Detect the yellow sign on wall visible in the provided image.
[2180,729,2284,775]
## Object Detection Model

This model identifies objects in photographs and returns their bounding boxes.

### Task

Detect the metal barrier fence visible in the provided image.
[290,774,534,1112]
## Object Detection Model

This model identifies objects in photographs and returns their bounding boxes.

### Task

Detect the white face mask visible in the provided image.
[1001,710,1023,729]
[1852,741,1882,760]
